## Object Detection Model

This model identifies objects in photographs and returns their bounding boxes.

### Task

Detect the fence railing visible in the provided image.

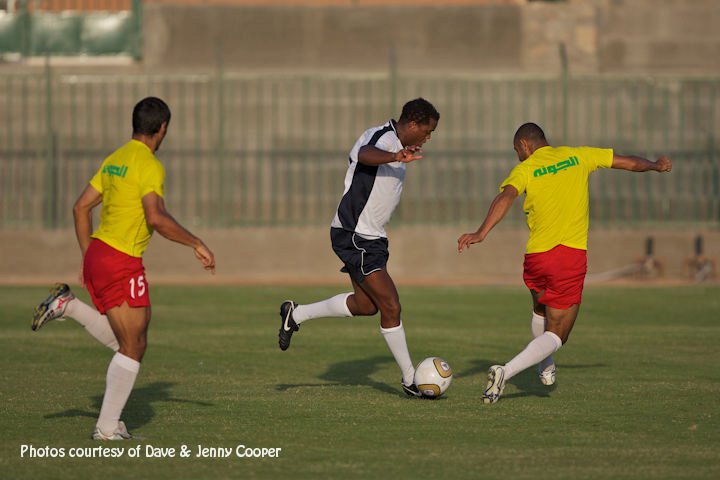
[1,69,718,229]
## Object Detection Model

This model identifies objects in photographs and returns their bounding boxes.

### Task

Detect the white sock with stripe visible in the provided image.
[65,298,119,351]
[531,311,555,372]
[293,293,353,325]
[96,353,140,436]
[503,332,562,381]
[380,322,415,386]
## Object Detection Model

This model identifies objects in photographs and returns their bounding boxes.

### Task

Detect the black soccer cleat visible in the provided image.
[278,300,299,351]
[401,381,422,398]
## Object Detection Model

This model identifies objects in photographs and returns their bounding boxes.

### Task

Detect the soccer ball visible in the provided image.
[414,357,453,398]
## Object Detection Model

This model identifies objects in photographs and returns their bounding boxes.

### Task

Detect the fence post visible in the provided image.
[558,42,569,144]
[389,43,397,115]
[44,56,58,229]
[215,46,226,227]
[18,0,30,58]
[131,0,143,61]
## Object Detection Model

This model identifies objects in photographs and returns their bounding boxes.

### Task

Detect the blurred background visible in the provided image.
[0,0,718,285]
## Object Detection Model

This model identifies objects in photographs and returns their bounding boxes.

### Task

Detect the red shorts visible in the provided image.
[83,239,151,314]
[523,245,587,309]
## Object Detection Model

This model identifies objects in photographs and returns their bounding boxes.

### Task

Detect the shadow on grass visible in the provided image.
[44,381,213,428]
[276,355,400,396]
[458,359,606,401]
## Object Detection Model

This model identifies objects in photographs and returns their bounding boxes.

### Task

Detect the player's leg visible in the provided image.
[483,247,580,404]
[66,299,120,351]
[501,303,577,385]
[356,269,417,394]
[347,277,380,316]
[278,291,354,351]
[278,229,381,350]
[32,283,120,350]
[291,292,354,325]
[482,323,564,405]
[94,303,150,438]
[544,303,581,344]
[530,289,555,385]
[277,278,379,351]
[355,269,401,328]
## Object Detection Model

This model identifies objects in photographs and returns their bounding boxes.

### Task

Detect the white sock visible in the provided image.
[380,322,415,386]
[531,312,554,372]
[65,298,119,351]
[293,293,353,325]
[504,332,562,381]
[96,353,140,436]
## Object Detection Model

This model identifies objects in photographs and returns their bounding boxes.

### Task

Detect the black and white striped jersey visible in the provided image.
[331,120,405,239]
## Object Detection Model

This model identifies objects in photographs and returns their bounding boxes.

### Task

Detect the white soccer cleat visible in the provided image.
[32,283,75,331]
[481,365,506,404]
[92,421,133,441]
[539,364,557,386]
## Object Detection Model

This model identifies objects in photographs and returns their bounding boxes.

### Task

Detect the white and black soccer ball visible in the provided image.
[413,357,453,398]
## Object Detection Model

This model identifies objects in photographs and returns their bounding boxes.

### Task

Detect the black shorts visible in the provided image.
[330,227,389,284]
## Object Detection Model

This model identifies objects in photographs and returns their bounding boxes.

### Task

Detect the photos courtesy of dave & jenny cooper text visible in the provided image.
[20,443,283,460]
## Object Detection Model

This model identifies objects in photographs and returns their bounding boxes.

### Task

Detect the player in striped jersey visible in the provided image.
[278,98,439,396]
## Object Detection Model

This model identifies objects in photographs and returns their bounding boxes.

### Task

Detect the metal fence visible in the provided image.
[1,68,718,229]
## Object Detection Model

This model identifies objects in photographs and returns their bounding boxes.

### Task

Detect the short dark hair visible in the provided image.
[399,98,440,125]
[513,122,546,145]
[132,97,171,135]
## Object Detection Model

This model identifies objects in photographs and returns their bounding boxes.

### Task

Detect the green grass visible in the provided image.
[2,284,719,479]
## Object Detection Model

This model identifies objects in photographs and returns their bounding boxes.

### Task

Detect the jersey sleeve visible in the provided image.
[139,160,165,198]
[578,147,613,172]
[500,163,528,195]
[89,166,104,193]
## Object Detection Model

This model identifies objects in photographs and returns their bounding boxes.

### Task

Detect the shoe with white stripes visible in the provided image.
[278,300,299,351]
[92,421,133,441]
[481,365,506,404]
[539,364,557,386]
[32,283,74,331]
[401,381,422,397]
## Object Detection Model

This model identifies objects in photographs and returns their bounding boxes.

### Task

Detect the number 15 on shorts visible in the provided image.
[129,274,147,299]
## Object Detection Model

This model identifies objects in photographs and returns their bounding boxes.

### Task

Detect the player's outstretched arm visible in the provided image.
[611,154,672,173]
[457,185,518,253]
[142,192,216,274]
[358,145,423,165]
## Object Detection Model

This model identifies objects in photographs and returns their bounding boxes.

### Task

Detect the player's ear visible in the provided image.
[155,122,168,141]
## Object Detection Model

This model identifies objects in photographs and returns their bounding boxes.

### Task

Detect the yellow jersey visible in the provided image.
[89,139,165,257]
[500,146,613,253]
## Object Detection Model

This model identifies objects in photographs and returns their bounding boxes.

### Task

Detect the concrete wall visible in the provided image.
[2,227,717,286]
[142,1,720,74]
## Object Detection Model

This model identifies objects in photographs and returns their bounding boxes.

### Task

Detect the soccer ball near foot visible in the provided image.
[414,357,453,398]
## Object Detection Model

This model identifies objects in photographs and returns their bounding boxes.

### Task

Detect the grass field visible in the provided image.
[2,284,719,479]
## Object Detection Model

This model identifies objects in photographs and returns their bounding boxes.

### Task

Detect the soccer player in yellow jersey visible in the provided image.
[32,97,215,439]
[457,122,672,404]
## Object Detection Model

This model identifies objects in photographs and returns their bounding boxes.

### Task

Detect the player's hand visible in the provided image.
[394,145,423,163]
[457,232,483,253]
[194,243,216,275]
[77,264,85,288]
[655,155,672,172]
